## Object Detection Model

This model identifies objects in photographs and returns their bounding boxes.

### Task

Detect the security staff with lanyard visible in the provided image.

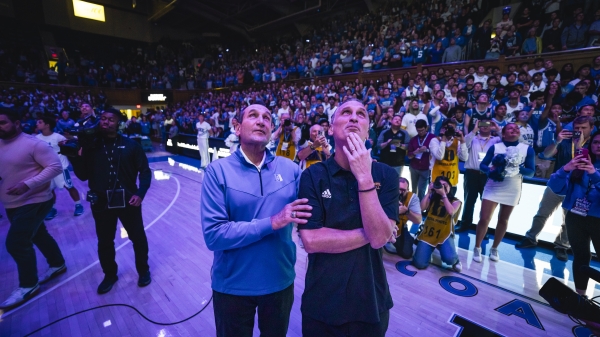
[456,120,501,232]
[69,108,152,294]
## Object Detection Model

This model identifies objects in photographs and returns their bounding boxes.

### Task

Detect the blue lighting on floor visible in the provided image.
[152,154,600,285]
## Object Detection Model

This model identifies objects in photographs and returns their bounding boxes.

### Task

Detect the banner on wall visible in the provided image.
[141,91,173,103]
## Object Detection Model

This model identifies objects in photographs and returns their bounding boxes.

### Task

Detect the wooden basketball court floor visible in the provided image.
[0,157,598,337]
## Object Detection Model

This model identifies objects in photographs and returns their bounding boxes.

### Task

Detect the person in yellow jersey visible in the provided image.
[413,175,463,271]
[383,177,422,258]
[271,112,301,161]
[429,119,468,197]
[298,124,331,170]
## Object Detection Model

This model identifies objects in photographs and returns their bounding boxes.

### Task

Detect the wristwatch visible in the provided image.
[310,144,315,150]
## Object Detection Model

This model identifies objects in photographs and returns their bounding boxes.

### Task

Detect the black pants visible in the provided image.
[393,224,414,259]
[302,310,389,337]
[91,202,149,277]
[461,169,488,226]
[212,283,294,337]
[5,199,65,288]
[565,212,600,290]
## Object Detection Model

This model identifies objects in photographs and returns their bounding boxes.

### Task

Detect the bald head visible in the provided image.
[309,124,323,141]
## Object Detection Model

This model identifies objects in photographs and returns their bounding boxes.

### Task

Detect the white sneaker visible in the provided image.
[0,285,40,310]
[39,264,67,284]
[452,261,463,272]
[473,247,482,263]
[490,248,500,262]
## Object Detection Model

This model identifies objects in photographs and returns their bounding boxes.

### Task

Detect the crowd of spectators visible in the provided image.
[5,45,600,295]
[10,51,597,177]
[1,1,599,92]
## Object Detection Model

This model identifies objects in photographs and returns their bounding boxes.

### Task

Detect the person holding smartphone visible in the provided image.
[298,124,332,170]
[456,120,501,232]
[548,131,600,296]
[516,116,594,260]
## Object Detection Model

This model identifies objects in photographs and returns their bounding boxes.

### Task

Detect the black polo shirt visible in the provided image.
[378,128,409,167]
[298,155,399,325]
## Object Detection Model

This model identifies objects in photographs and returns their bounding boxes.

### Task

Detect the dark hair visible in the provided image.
[530,91,544,100]
[0,108,19,122]
[37,114,56,130]
[560,63,575,80]
[545,68,558,77]
[431,175,457,201]
[415,119,428,129]
[442,118,456,128]
[101,108,127,122]
[588,131,600,164]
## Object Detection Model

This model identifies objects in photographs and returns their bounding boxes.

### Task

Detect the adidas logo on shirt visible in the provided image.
[322,189,332,198]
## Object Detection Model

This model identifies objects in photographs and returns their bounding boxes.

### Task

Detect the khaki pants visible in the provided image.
[535,156,555,179]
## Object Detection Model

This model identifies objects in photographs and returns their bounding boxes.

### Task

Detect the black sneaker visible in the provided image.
[555,248,568,261]
[516,237,538,249]
[97,275,118,294]
[138,271,151,287]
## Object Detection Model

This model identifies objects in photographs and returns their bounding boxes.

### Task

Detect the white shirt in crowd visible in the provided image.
[196,121,211,138]
[36,133,70,169]
[401,113,428,138]
[505,102,524,121]
[362,55,373,68]
[473,74,488,88]
[518,124,535,146]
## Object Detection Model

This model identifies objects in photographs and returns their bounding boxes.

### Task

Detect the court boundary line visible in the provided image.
[2,172,181,318]
[422,247,554,307]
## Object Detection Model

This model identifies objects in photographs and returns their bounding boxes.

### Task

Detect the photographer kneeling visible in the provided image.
[68,108,152,294]
[548,131,600,296]
[413,176,463,271]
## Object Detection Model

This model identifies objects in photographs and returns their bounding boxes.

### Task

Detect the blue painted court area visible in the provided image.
[407,224,600,287]
[153,155,600,287]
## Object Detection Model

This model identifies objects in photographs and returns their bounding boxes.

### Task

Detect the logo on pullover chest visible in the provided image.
[274,174,283,182]
[322,189,332,198]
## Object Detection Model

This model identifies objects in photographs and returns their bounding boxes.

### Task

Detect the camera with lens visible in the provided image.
[444,126,455,139]
[283,119,292,127]
[433,176,444,190]
[86,190,99,204]
[59,115,101,157]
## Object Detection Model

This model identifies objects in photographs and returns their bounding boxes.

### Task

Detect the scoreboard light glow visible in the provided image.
[73,0,105,22]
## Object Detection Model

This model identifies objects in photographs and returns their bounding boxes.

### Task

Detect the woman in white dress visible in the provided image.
[473,123,535,263]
